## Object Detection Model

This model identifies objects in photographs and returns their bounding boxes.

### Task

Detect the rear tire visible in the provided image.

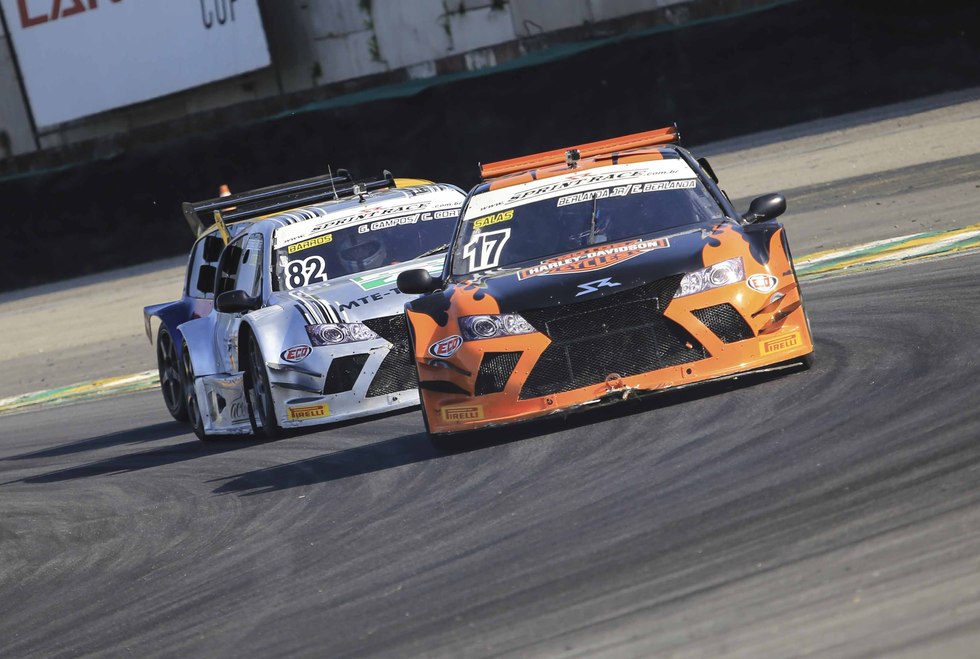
[245,334,283,439]
[156,326,188,422]
[181,346,214,442]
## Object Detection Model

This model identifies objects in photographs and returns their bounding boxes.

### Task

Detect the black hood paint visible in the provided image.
[409,221,781,325]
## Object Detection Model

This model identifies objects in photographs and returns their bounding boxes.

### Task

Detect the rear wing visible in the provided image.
[478,125,680,180]
[182,170,396,236]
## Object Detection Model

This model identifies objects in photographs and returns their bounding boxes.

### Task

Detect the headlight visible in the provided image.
[674,257,745,297]
[305,323,380,346]
[459,313,536,341]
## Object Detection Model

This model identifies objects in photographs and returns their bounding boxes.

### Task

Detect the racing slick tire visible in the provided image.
[245,334,283,440]
[180,346,214,442]
[156,326,189,423]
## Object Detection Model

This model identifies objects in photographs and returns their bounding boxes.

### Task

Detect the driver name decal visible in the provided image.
[287,234,333,254]
[556,179,696,207]
[517,238,669,280]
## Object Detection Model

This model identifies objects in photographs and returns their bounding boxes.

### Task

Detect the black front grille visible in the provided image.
[475,352,522,396]
[363,314,418,397]
[519,276,707,400]
[363,314,408,344]
[322,354,369,394]
[692,304,754,343]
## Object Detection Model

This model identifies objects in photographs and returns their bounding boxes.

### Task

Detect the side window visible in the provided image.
[216,235,247,296]
[186,232,225,299]
[236,233,265,297]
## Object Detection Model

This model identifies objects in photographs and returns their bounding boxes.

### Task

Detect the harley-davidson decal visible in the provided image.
[518,238,669,280]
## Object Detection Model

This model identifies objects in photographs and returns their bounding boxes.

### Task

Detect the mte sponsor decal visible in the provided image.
[518,238,669,280]
[287,234,332,254]
[440,405,485,422]
[760,331,803,355]
[287,404,330,420]
[429,335,463,358]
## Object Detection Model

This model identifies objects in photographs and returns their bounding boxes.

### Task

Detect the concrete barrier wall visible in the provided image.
[0,0,977,292]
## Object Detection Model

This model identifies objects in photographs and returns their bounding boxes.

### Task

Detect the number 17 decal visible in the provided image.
[463,228,510,272]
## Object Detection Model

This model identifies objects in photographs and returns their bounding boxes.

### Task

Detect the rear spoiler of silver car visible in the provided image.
[181,170,396,236]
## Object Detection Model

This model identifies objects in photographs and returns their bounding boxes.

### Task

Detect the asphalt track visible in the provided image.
[2,90,980,657]
[1,252,979,657]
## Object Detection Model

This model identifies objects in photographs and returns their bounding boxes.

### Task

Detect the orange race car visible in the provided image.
[398,126,813,448]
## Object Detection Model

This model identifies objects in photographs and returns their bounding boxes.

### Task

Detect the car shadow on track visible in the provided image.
[213,365,809,496]
[6,426,268,485]
[1,420,187,462]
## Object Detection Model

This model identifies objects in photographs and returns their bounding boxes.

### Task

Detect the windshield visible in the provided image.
[274,212,458,290]
[452,172,725,276]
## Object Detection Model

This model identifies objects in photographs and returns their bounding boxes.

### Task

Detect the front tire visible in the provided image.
[181,346,214,441]
[245,334,283,439]
[156,326,188,422]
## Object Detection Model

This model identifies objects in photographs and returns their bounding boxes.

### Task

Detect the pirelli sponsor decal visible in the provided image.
[518,238,669,280]
[287,234,333,254]
[287,403,330,421]
[440,405,485,422]
[760,331,803,355]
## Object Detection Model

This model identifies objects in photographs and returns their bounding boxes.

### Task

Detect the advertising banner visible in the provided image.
[0,0,271,127]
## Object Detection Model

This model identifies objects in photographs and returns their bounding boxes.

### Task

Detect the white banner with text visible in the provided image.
[1,0,270,127]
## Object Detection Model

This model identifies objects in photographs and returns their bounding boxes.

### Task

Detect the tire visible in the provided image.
[245,334,283,439]
[156,326,188,422]
[180,346,214,442]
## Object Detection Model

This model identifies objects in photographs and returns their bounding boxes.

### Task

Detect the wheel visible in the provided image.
[180,346,214,442]
[799,352,815,370]
[156,326,188,422]
[245,334,282,439]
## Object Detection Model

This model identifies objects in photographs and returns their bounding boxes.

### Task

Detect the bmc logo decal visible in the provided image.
[440,405,485,422]
[760,331,802,355]
[287,404,330,421]
[518,238,669,280]
[281,345,312,363]
[429,335,463,358]
[747,274,779,293]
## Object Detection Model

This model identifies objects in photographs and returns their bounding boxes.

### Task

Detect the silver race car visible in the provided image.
[156,171,465,439]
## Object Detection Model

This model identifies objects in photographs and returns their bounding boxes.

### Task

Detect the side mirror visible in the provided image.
[397,268,441,295]
[742,193,786,224]
[215,289,262,314]
[196,264,216,295]
[202,234,225,262]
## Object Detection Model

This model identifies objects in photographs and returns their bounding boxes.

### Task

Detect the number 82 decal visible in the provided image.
[462,228,510,272]
[285,256,327,289]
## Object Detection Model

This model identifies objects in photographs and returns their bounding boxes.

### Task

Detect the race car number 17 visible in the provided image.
[463,228,510,272]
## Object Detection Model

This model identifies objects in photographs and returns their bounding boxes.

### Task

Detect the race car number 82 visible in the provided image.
[286,256,327,289]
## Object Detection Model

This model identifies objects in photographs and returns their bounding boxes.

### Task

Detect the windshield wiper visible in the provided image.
[414,243,450,259]
[587,196,599,245]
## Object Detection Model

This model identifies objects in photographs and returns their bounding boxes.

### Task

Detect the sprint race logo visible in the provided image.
[518,238,669,280]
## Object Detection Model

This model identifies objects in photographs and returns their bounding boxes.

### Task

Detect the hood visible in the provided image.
[271,255,445,322]
[447,221,780,314]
